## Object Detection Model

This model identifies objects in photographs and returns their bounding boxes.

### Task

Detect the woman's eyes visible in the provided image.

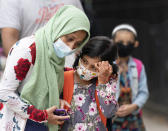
[65,35,74,41]
[67,38,74,42]
[65,36,82,48]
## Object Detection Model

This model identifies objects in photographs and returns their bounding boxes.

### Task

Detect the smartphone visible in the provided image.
[53,109,67,116]
[54,109,69,121]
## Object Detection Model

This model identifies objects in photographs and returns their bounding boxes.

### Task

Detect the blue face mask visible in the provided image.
[53,38,75,58]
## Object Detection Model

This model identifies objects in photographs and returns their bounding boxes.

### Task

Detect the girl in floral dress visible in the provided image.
[61,36,119,131]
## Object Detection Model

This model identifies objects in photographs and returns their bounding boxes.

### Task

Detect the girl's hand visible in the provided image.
[116,104,138,117]
[46,106,70,125]
[95,61,112,84]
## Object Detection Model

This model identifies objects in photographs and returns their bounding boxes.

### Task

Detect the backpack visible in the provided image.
[133,58,142,81]
[133,58,143,117]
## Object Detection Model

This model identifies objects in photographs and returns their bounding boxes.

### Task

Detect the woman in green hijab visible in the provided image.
[0,5,90,131]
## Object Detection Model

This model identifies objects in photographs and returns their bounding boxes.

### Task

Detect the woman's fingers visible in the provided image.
[46,106,70,125]
[56,120,64,125]
[47,106,57,113]
[53,115,70,120]
[51,115,70,125]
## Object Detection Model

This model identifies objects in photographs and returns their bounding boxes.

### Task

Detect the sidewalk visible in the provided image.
[143,108,168,131]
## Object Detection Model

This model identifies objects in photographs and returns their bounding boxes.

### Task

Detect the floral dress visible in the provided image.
[0,36,48,131]
[61,77,118,131]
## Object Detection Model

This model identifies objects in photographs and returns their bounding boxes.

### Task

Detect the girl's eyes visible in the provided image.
[81,58,97,72]
[82,59,88,64]
[90,66,97,71]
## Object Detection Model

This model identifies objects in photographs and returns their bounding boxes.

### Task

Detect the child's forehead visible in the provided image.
[82,55,101,63]
[116,29,135,35]
[114,30,136,40]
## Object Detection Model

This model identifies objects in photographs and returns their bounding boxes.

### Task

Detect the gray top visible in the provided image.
[0,0,83,38]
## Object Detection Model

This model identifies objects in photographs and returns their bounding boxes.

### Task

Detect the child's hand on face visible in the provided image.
[95,61,113,84]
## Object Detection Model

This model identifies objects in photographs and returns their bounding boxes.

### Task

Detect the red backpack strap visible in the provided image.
[95,81,107,129]
[95,90,107,128]
[133,58,142,80]
[64,67,73,71]
[63,70,74,109]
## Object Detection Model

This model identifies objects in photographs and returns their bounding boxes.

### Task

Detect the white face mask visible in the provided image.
[76,60,98,81]
[53,38,75,58]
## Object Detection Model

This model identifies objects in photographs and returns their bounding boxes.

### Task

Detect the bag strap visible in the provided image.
[95,90,107,128]
[132,58,143,117]
[63,70,74,109]
[133,58,142,80]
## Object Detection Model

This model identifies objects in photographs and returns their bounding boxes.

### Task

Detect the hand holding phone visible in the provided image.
[53,109,69,121]
[53,109,67,116]
[46,106,70,125]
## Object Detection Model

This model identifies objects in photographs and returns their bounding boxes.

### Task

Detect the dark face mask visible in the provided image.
[116,42,135,57]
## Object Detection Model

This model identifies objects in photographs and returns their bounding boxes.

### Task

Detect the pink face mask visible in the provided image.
[76,60,98,81]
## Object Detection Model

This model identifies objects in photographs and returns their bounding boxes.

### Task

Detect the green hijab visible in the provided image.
[20,5,90,131]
